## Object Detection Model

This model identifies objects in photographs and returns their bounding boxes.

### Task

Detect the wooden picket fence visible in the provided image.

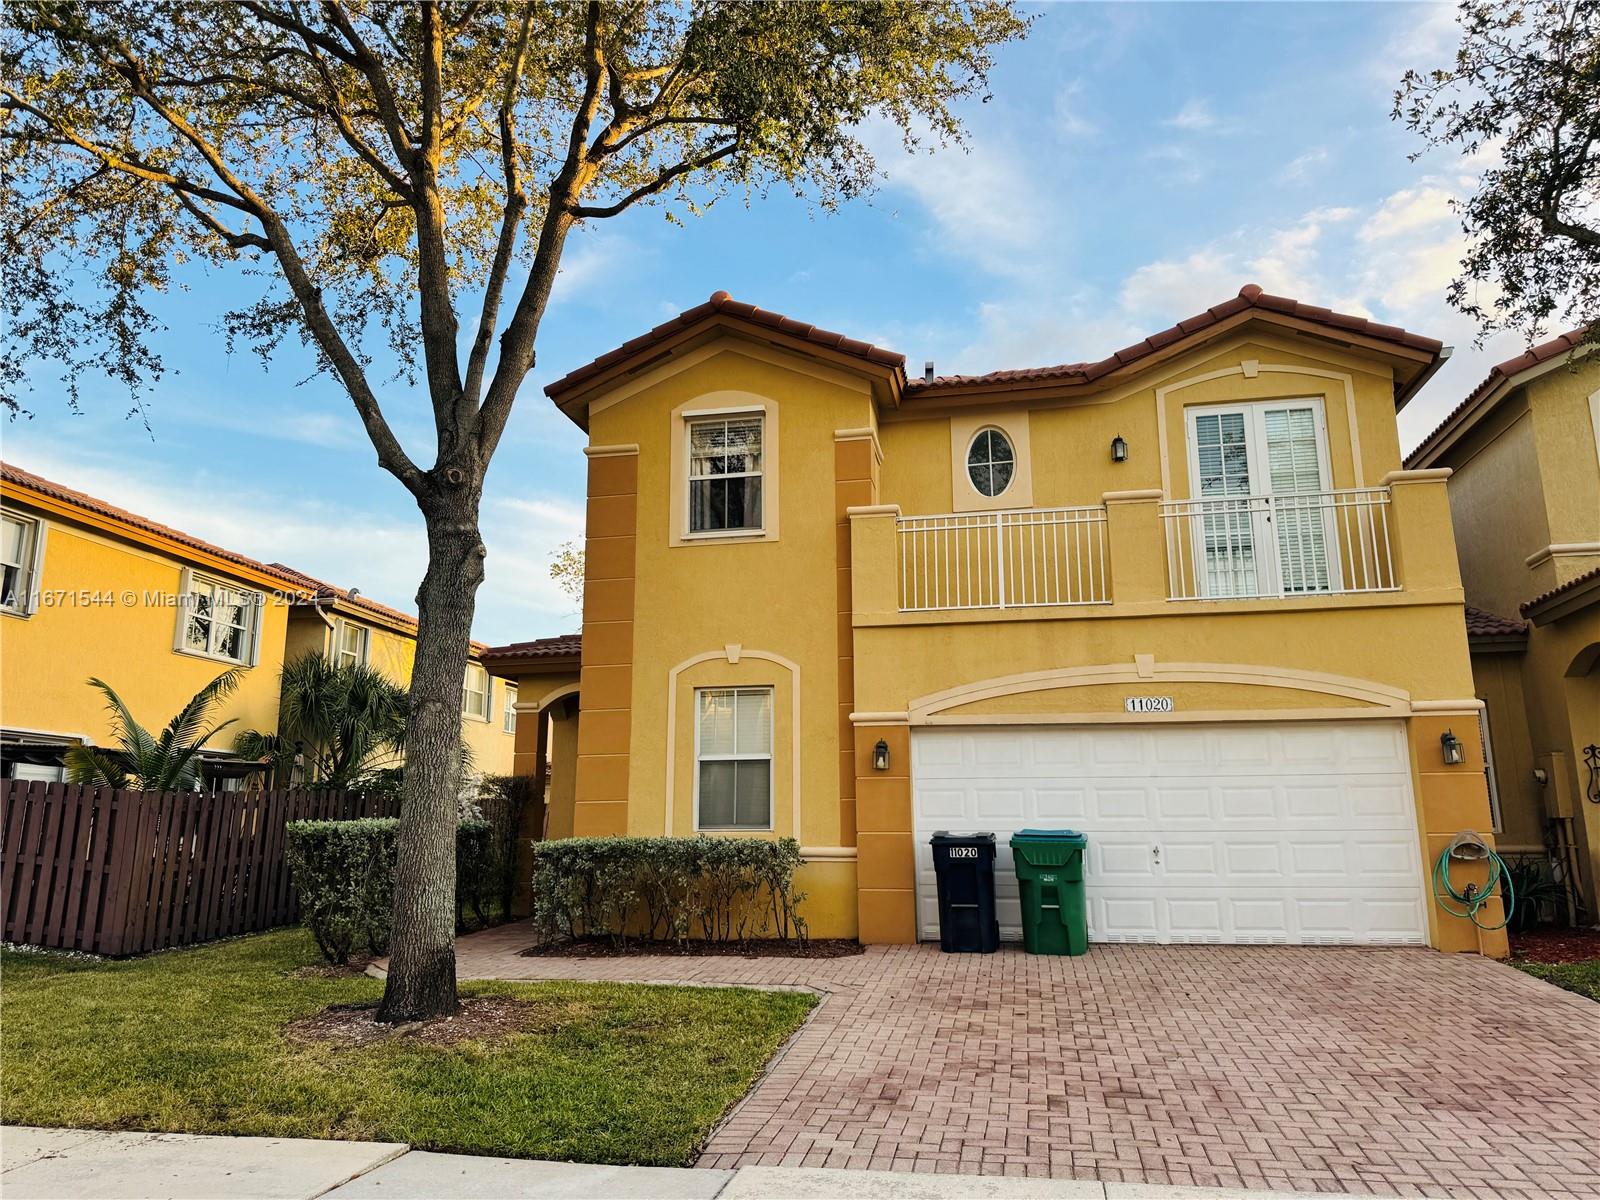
[0,782,399,956]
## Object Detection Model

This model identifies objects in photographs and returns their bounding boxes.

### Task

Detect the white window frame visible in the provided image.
[461,662,491,721]
[172,568,263,666]
[1479,707,1503,833]
[693,685,775,832]
[503,683,518,734]
[333,619,369,669]
[684,410,765,539]
[0,511,47,617]
[965,427,1017,499]
[1183,397,1337,598]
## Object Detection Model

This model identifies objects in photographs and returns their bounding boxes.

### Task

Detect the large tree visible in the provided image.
[1395,0,1600,341]
[2,0,1028,1020]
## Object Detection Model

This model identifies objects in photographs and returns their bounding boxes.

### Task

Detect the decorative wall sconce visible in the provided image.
[872,738,891,771]
[1440,730,1464,765]
[1111,434,1128,463]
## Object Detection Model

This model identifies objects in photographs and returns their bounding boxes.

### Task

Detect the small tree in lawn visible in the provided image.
[2,0,1029,1020]
[1395,0,1600,343]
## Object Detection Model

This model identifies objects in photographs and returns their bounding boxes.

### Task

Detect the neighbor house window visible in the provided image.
[688,414,763,534]
[334,620,368,669]
[695,686,773,830]
[1,512,45,615]
[175,570,262,665]
[503,683,518,734]
[1479,708,1503,833]
[462,662,491,720]
[966,428,1015,498]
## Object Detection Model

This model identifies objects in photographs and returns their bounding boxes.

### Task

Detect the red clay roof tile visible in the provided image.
[1521,566,1600,616]
[1464,604,1527,639]
[480,633,582,661]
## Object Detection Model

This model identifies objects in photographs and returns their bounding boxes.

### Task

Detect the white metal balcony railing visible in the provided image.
[897,506,1110,612]
[1161,487,1399,601]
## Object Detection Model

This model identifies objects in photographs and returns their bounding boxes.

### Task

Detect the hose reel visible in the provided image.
[1433,830,1514,931]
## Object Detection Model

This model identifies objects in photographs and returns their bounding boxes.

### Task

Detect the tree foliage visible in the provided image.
[64,669,242,790]
[549,538,584,607]
[1395,0,1600,342]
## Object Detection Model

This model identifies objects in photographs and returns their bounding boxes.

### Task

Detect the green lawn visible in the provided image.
[0,930,814,1165]
[1514,959,1600,1003]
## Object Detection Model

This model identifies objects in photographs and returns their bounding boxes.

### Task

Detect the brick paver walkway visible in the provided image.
[452,926,1600,1199]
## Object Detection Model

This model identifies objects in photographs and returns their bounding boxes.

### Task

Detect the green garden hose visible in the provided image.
[1433,835,1515,931]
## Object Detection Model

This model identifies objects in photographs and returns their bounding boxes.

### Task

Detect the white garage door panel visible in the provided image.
[912,721,1427,946]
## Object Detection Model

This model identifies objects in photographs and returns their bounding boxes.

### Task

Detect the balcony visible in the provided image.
[848,470,1457,624]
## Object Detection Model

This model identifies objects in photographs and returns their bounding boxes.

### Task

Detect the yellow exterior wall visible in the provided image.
[571,326,1499,950]
[0,505,286,754]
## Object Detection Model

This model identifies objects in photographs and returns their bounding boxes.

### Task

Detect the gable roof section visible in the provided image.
[547,285,1443,425]
[1,459,486,654]
[1463,604,1528,648]
[1406,326,1594,468]
[480,633,582,676]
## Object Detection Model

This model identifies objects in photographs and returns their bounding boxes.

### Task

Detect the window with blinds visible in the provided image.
[688,415,763,534]
[1264,406,1331,593]
[695,686,773,830]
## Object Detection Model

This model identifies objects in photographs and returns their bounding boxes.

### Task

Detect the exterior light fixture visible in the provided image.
[1440,730,1464,765]
[872,738,891,771]
[1111,434,1128,463]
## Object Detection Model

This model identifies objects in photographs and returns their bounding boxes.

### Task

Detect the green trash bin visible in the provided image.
[1009,829,1088,956]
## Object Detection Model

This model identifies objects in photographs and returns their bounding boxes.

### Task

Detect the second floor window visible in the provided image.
[1,512,45,615]
[334,620,368,668]
[462,662,491,720]
[503,684,518,734]
[966,428,1015,498]
[688,414,763,534]
[176,570,261,665]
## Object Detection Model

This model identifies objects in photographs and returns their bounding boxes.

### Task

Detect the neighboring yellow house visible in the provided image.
[0,462,514,785]
[1407,332,1600,923]
[532,284,1508,955]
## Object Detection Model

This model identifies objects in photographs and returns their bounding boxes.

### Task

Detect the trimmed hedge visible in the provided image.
[285,817,498,963]
[530,836,808,947]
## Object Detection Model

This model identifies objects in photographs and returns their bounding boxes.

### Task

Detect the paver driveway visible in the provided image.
[453,927,1600,1199]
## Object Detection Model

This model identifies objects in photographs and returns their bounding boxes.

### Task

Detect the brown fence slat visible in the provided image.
[46,788,88,950]
[74,790,114,953]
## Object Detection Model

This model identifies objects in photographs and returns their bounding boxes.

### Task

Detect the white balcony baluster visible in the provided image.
[896,506,1110,612]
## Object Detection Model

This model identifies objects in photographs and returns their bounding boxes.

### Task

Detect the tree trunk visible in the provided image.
[377,484,485,1022]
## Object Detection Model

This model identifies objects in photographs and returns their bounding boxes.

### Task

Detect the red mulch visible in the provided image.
[1509,928,1600,964]
[284,996,549,1047]
[522,937,864,960]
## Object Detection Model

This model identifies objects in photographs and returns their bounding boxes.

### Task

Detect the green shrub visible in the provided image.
[529,836,808,947]
[286,817,506,962]
[284,818,397,964]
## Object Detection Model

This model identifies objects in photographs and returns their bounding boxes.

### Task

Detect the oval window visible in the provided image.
[966,428,1016,497]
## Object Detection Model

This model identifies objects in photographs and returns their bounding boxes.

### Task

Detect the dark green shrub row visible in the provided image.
[285,817,496,963]
[529,836,808,947]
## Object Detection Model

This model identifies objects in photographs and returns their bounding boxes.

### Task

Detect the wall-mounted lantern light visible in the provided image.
[872,738,891,771]
[1440,730,1464,765]
[1111,434,1128,463]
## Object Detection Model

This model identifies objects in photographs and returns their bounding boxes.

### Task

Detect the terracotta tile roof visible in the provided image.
[1521,566,1600,616]
[909,284,1443,394]
[545,291,905,400]
[2,459,487,653]
[1464,604,1527,639]
[1406,326,1594,467]
[480,633,582,661]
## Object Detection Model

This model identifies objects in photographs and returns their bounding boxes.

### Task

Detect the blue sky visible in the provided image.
[2,2,1529,645]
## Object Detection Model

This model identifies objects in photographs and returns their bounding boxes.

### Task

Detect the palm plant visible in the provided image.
[65,670,243,791]
[236,652,409,788]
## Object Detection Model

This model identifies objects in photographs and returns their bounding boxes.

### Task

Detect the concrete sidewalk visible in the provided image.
[0,1127,1454,1200]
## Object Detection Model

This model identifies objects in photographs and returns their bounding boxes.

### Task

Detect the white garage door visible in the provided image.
[912,721,1427,945]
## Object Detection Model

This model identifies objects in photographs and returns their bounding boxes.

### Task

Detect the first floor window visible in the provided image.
[177,571,261,664]
[462,662,491,720]
[695,686,773,830]
[1,512,44,614]
[503,683,518,733]
[334,620,368,669]
[688,414,763,533]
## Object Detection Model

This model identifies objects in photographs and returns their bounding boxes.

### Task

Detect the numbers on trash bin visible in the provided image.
[947,846,979,858]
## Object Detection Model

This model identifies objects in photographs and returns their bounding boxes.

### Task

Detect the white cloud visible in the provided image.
[1053,80,1097,140]
[1358,182,1458,242]
[1371,2,1460,88]
[1163,99,1218,132]
[1278,147,1330,184]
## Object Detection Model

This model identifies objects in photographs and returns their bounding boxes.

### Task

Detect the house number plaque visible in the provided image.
[1124,696,1174,714]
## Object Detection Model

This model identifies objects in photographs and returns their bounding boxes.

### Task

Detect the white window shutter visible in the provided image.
[173,567,194,652]
[24,519,47,615]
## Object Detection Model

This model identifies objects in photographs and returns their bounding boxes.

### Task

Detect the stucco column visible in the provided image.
[1382,469,1463,595]
[854,719,915,943]
[848,504,901,620]
[1102,489,1167,603]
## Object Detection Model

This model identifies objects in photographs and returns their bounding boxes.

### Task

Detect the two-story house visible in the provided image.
[0,462,515,785]
[536,284,1506,955]
[1406,332,1600,923]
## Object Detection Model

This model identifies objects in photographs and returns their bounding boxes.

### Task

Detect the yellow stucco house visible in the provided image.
[501,284,1509,955]
[1407,332,1600,923]
[0,462,514,786]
